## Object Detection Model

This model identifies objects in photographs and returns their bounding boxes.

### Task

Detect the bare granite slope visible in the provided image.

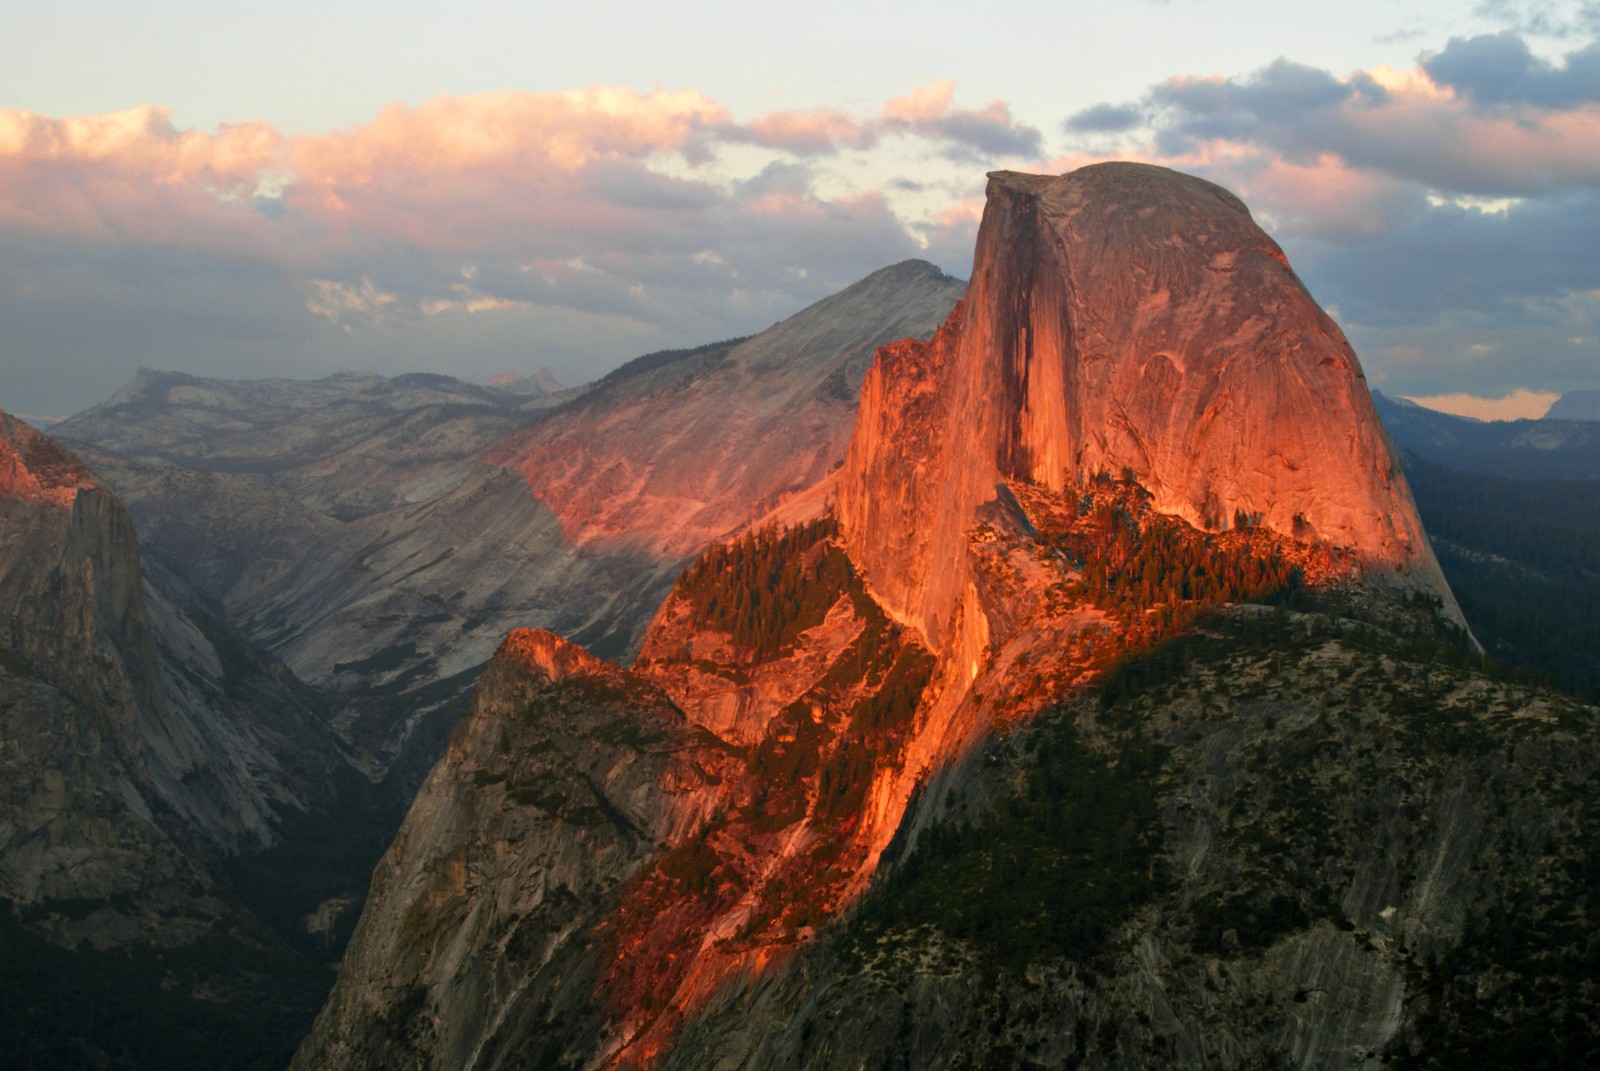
[56,263,963,778]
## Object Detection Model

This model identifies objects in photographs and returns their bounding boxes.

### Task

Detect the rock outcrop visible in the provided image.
[0,411,172,912]
[295,522,938,1069]
[657,604,1600,1071]
[292,627,726,1071]
[0,412,348,874]
[1,411,368,1066]
[837,165,1460,650]
[293,166,1564,1071]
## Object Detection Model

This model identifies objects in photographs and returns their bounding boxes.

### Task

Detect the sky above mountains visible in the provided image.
[3,0,1597,420]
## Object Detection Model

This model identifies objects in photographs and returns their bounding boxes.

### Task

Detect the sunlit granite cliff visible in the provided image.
[295,167,1597,1071]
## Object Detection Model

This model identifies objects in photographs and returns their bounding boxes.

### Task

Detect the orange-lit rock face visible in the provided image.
[484,260,964,560]
[500,626,614,683]
[596,522,936,1067]
[0,411,96,507]
[588,476,1354,1068]
[291,166,1475,1071]
[837,164,1458,650]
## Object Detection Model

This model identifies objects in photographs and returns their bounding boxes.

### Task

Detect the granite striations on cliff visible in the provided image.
[296,166,1597,1071]
[836,165,1460,652]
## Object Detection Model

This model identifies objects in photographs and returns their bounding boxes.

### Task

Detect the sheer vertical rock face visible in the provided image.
[294,167,1496,1071]
[0,412,152,751]
[0,414,173,913]
[838,164,1458,649]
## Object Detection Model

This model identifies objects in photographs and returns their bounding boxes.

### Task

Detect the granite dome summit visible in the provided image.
[291,164,1521,1070]
[838,163,1462,651]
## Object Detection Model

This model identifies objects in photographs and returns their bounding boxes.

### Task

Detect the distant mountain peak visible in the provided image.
[1544,389,1600,422]
[489,367,566,396]
[868,257,959,283]
[484,260,966,564]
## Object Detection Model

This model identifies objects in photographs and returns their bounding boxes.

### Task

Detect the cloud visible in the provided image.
[736,109,878,155]
[0,104,285,249]
[880,81,1042,159]
[1403,388,1561,420]
[1423,31,1600,106]
[1111,48,1600,199]
[913,199,985,279]
[1064,103,1146,134]
[0,82,1031,261]
[0,104,280,179]
[1150,59,1372,135]
[3,84,1006,415]
[727,82,1042,160]
[290,87,727,183]
[1299,187,1600,324]
[1474,0,1600,38]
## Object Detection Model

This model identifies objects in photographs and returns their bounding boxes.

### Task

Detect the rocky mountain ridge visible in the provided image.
[288,166,1594,1071]
[55,262,965,782]
[58,367,564,520]
[0,409,380,1066]
[485,259,964,561]
[1373,391,1600,482]
[1544,389,1600,422]
[0,411,349,885]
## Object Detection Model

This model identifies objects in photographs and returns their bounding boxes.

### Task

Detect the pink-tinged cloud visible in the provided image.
[290,87,728,186]
[1057,49,1600,246]
[1127,58,1600,199]
[1226,155,1420,238]
[1403,389,1561,421]
[914,197,985,274]
[879,81,1042,158]
[272,84,1033,270]
[737,109,878,155]
[1323,93,1600,197]
[882,82,958,123]
[0,105,284,245]
[0,104,280,180]
[0,82,1038,262]
[731,83,1040,159]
